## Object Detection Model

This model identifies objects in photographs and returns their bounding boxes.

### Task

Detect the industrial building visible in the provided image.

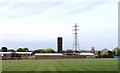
[0,52,32,60]
[35,53,63,59]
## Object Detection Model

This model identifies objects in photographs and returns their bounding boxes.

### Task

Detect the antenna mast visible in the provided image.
[73,23,80,52]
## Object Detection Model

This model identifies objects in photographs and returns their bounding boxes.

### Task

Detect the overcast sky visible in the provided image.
[0,0,118,51]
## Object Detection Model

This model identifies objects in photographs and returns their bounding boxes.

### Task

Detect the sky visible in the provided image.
[0,0,118,51]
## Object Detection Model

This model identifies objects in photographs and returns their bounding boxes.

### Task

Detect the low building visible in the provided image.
[0,52,12,60]
[0,52,32,60]
[35,53,63,59]
[79,52,95,58]
[35,53,94,59]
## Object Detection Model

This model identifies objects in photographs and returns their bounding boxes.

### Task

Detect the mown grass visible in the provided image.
[2,58,118,71]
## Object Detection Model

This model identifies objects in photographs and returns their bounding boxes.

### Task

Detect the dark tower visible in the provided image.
[57,37,63,53]
[1,47,7,52]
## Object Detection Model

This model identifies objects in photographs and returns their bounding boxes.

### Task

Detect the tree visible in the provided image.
[44,48,55,53]
[91,47,95,54]
[100,48,114,58]
[16,48,29,52]
[33,48,55,53]
[107,51,113,56]
[41,49,46,53]
[65,49,73,53]
[96,51,101,58]
[113,51,115,56]
[113,47,120,56]
[22,48,29,52]
[16,48,23,52]
[32,49,42,54]
[101,48,108,56]
[7,49,15,52]
[32,49,40,55]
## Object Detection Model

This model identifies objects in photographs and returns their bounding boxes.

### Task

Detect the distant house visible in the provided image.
[0,52,32,60]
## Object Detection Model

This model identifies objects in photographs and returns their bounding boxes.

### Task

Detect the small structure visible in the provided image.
[35,53,63,59]
[79,52,95,58]
[0,52,32,60]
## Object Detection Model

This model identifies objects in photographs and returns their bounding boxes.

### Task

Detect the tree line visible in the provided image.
[1,47,120,58]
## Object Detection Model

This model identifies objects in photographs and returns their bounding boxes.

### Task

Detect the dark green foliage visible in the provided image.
[65,49,73,53]
[7,49,15,52]
[45,48,55,53]
[32,48,55,54]
[16,48,29,52]
[113,47,120,56]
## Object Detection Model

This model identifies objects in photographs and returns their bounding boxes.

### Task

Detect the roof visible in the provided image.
[35,53,63,56]
[15,52,32,54]
[79,52,94,55]
[0,52,12,54]
[0,52,32,54]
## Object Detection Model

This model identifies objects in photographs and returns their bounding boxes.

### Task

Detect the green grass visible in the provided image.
[2,58,118,71]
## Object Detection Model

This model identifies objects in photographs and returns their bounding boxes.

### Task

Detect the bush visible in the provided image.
[102,55,114,58]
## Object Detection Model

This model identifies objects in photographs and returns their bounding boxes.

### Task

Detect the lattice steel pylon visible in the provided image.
[72,23,80,52]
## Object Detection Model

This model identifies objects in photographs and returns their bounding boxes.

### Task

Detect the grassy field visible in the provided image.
[2,58,118,71]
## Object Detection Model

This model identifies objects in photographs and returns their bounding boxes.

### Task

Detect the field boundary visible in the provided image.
[1,71,119,73]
